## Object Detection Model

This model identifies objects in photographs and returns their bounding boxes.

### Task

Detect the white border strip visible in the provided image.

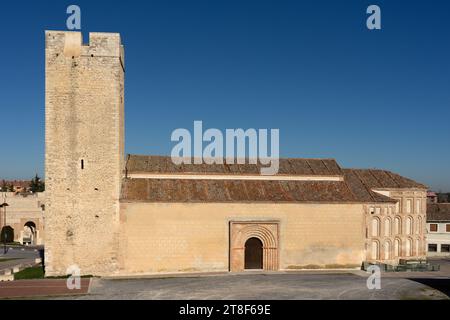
[127,173,343,182]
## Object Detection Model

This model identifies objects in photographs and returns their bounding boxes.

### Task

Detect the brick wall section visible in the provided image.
[45,31,124,276]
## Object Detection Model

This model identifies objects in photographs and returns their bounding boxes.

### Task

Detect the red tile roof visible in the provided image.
[427,204,450,222]
[122,179,363,203]
[125,155,343,176]
[343,169,427,190]
[121,155,425,203]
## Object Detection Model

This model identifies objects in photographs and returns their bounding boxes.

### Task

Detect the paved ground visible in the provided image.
[0,279,90,299]
[1,256,448,300]
[60,258,448,300]
[54,271,448,300]
[0,246,42,274]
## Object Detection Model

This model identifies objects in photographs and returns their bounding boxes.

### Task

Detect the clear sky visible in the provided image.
[0,0,449,190]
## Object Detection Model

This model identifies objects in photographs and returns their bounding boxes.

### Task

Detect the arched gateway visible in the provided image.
[230,222,279,272]
[245,238,263,270]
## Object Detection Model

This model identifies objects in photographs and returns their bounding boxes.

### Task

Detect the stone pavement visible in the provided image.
[0,258,448,300]
[60,272,449,300]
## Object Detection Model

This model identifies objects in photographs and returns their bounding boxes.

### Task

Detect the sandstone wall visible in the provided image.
[45,31,124,276]
[366,189,427,264]
[118,202,365,275]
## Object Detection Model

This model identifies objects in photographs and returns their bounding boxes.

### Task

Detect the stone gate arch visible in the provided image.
[230,222,279,272]
[23,221,37,245]
[0,226,14,243]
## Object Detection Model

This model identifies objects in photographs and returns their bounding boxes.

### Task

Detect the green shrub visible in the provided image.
[14,266,45,280]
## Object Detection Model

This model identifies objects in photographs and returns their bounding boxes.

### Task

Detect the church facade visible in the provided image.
[44,31,427,277]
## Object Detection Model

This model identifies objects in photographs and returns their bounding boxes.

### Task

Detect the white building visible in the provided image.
[426,203,450,256]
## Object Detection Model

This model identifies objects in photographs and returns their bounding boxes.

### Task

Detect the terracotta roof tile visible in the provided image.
[121,179,362,203]
[427,203,450,222]
[343,169,403,204]
[343,169,426,190]
[125,155,343,176]
[122,156,423,204]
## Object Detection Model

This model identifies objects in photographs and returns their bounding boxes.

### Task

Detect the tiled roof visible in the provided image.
[121,155,422,204]
[342,169,427,190]
[121,179,360,203]
[125,155,343,176]
[427,204,450,222]
[342,169,396,203]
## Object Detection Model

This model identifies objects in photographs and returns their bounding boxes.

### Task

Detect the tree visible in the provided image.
[0,180,6,192]
[29,174,45,193]
[438,193,450,203]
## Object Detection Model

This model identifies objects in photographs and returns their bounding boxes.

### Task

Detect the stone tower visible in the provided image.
[45,31,125,276]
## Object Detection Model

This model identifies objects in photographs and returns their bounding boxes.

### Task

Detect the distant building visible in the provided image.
[0,192,45,245]
[0,180,30,193]
[427,191,438,204]
[426,203,450,256]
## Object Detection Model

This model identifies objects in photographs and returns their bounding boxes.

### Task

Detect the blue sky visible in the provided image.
[0,0,449,190]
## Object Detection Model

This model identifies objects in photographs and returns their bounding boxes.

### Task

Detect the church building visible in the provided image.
[44,31,427,276]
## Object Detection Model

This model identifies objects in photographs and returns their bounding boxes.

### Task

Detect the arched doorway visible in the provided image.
[384,241,391,260]
[371,241,379,260]
[23,221,37,245]
[230,222,279,272]
[0,226,14,243]
[406,238,413,257]
[384,218,391,237]
[371,218,380,237]
[395,217,402,235]
[245,237,263,270]
[394,238,401,257]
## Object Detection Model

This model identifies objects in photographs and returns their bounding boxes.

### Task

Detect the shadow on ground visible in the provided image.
[409,278,450,297]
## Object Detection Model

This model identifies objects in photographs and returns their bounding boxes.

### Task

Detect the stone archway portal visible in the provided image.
[230,221,279,272]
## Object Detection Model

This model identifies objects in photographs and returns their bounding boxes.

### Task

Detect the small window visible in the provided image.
[430,224,438,232]
[81,159,84,170]
[441,244,450,253]
[428,244,437,252]
[446,224,450,232]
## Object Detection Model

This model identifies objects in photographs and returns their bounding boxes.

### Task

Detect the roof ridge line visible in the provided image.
[321,159,331,173]
[127,154,338,161]
[368,169,385,188]
[305,159,315,175]
[383,170,401,188]
[341,174,360,202]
